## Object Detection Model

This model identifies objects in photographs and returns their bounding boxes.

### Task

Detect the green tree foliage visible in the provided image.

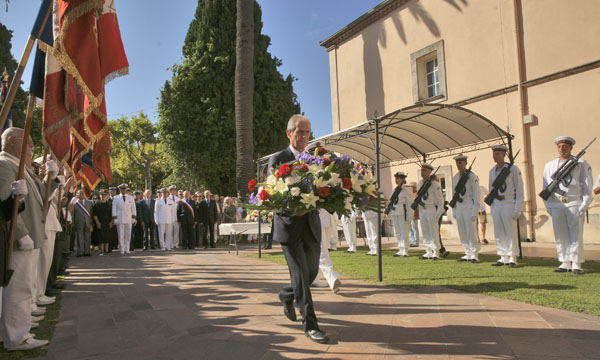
[158,0,300,195]
[109,113,168,191]
[0,24,29,135]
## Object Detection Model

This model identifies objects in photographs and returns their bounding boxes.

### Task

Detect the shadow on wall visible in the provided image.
[362,0,469,121]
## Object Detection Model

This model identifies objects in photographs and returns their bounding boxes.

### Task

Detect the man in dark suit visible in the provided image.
[143,189,156,249]
[199,190,218,249]
[135,191,151,250]
[268,114,327,344]
[177,191,196,249]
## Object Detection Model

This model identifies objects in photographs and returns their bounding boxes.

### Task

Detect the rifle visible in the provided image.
[539,137,596,201]
[384,185,403,215]
[484,150,520,206]
[449,157,477,208]
[410,166,440,211]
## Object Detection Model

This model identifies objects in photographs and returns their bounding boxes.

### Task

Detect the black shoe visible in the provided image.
[431,257,439,261]
[457,258,468,262]
[45,289,60,296]
[52,283,65,290]
[305,329,329,344]
[283,301,296,322]
[554,268,568,273]
[392,254,402,257]
[470,259,481,263]
[483,239,489,244]
[507,262,519,268]
[491,261,505,266]
[573,269,584,275]
[441,250,450,257]
[345,250,355,253]
[403,255,408,258]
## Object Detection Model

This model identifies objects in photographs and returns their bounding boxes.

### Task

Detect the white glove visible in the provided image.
[18,235,34,250]
[57,175,66,186]
[512,211,520,220]
[46,160,58,179]
[578,207,586,217]
[11,180,28,197]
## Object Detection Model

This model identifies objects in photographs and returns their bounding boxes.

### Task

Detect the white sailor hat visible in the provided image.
[453,153,467,161]
[168,185,177,191]
[491,144,508,152]
[160,188,169,193]
[421,163,434,171]
[33,156,44,164]
[554,136,575,146]
[118,183,128,189]
[394,171,407,178]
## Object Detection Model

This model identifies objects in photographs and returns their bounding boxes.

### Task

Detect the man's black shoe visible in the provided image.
[554,268,568,273]
[470,259,481,263]
[491,261,504,266]
[52,283,65,290]
[507,262,519,268]
[431,257,439,261]
[45,289,59,296]
[573,269,584,275]
[441,250,450,257]
[483,239,489,244]
[457,258,468,262]
[283,302,296,322]
[305,329,329,344]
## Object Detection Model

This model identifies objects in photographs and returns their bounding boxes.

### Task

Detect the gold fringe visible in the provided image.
[103,66,129,86]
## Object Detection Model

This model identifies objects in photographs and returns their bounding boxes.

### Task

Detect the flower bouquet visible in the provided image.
[247,147,383,217]
[245,209,274,223]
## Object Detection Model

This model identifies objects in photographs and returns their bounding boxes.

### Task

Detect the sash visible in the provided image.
[76,200,91,218]
[183,200,195,217]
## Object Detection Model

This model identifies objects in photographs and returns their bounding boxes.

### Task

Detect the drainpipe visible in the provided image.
[513,0,536,241]
[328,45,342,132]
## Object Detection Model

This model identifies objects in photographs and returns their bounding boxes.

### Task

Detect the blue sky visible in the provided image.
[0,0,381,138]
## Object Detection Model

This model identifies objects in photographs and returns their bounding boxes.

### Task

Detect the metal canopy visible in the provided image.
[306,104,511,166]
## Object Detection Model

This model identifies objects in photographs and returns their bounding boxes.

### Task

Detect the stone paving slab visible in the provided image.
[38,246,600,360]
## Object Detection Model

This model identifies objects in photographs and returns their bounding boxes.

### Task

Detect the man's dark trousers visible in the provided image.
[181,223,194,249]
[144,222,156,249]
[201,222,215,247]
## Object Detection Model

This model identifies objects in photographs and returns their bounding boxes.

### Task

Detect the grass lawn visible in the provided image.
[250,247,600,316]
[0,282,63,360]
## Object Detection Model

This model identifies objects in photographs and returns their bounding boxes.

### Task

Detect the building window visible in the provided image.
[410,40,447,103]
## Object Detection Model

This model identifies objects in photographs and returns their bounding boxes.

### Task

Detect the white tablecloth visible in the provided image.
[219,222,272,235]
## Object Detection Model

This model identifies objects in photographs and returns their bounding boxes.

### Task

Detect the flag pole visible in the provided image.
[0,1,52,131]
[6,94,36,270]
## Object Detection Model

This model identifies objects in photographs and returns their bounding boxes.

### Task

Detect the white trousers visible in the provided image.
[364,216,378,253]
[391,215,410,252]
[37,230,57,298]
[420,206,440,252]
[319,226,340,287]
[454,203,480,257]
[173,222,180,248]
[550,205,585,264]
[1,250,33,347]
[29,249,40,307]
[491,200,519,257]
[157,223,173,250]
[117,224,132,254]
[342,217,357,251]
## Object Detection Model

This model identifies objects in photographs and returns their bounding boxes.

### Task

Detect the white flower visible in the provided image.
[275,178,288,194]
[308,164,322,176]
[290,187,301,196]
[364,184,377,197]
[285,175,300,186]
[313,176,329,188]
[328,173,342,186]
[266,174,277,185]
[300,192,318,209]
[350,172,364,193]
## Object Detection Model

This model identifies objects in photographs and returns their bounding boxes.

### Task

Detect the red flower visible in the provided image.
[342,177,352,189]
[279,163,291,177]
[317,147,327,156]
[259,189,270,201]
[301,164,308,172]
[248,179,257,192]
[356,163,360,169]
[275,170,282,178]
[317,187,330,197]
[323,157,332,166]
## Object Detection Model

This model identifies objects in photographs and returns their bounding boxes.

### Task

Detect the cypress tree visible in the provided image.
[158,0,300,195]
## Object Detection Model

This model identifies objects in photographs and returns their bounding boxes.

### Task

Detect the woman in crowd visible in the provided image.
[222,197,238,245]
[92,190,113,255]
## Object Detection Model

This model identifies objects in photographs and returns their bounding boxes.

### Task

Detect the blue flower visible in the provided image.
[249,193,260,205]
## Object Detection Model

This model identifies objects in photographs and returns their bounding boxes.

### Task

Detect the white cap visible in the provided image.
[453,153,467,161]
[421,163,434,171]
[491,144,508,152]
[554,136,575,146]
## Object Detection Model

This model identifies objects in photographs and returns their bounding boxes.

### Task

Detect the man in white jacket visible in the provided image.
[450,154,481,263]
[387,172,414,257]
[112,183,137,254]
[154,188,175,250]
[416,163,444,260]
[341,210,357,253]
[487,145,524,268]
[542,136,593,275]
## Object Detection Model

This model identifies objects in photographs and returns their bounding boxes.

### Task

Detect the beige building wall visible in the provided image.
[324,0,600,244]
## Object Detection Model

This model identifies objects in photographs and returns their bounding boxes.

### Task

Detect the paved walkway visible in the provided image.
[41,246,600,360]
